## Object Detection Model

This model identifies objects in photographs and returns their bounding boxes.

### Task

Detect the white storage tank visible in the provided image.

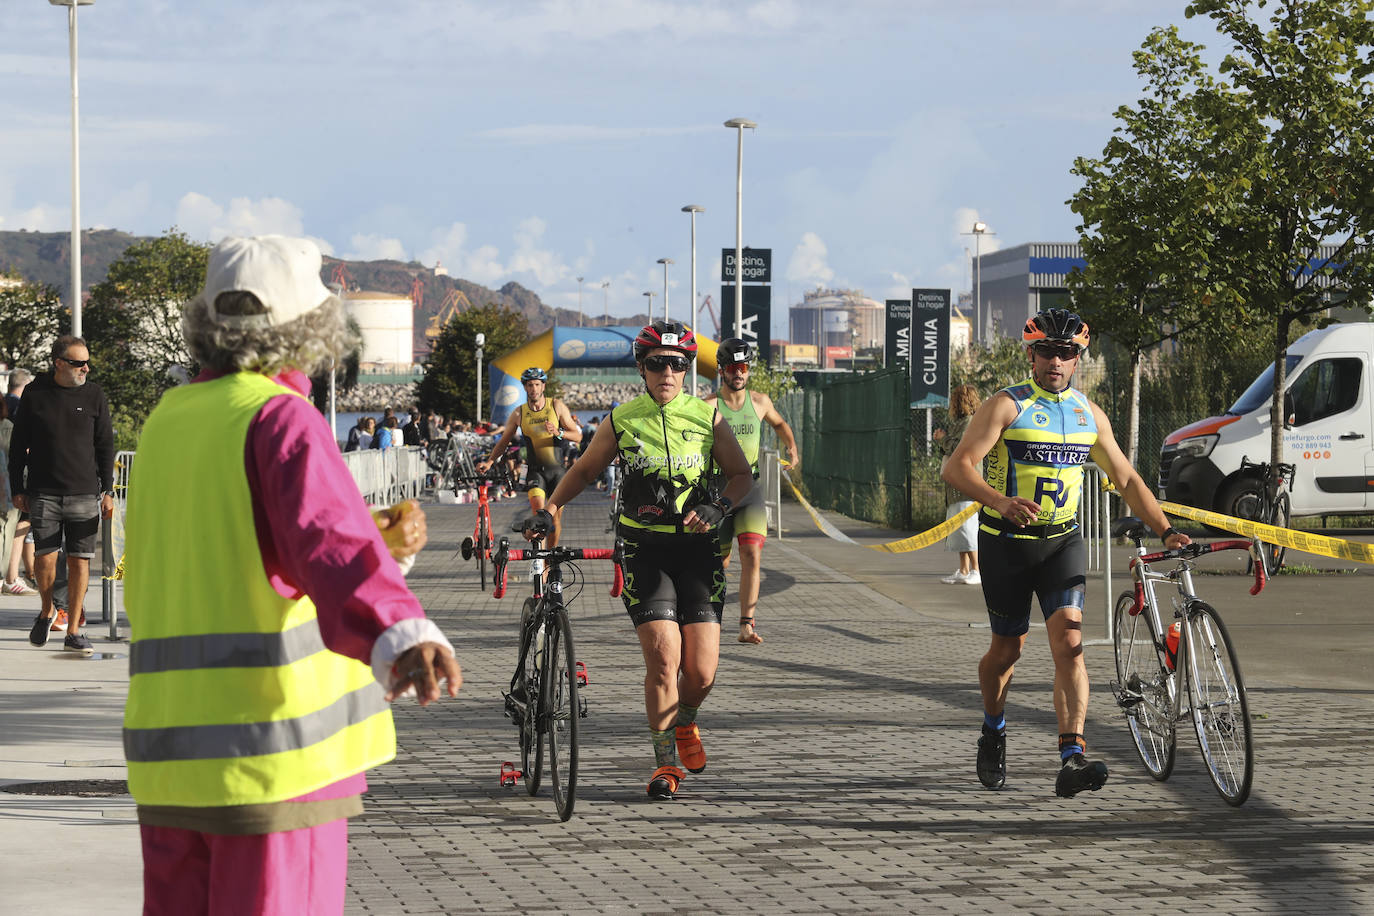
[342,290,414,371]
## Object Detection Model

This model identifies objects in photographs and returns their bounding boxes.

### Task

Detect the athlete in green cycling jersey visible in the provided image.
[522,320,753,802]
[942,308,1190,798]
[704,338,800,645]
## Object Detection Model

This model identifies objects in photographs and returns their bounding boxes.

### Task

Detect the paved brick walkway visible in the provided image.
[346,494,1374,914]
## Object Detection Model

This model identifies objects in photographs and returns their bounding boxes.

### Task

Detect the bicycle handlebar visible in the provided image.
[491,538,624,600]
[1136,538,1267,595]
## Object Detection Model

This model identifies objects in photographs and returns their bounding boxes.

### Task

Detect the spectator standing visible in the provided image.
[344,415,369,452]
[5,367,32,419]
[377,415,400,449]
[2,368,39,596]
[935,384,982,585]
[123,235,461,913]
[8,336,114,655]
[402,408,424,447]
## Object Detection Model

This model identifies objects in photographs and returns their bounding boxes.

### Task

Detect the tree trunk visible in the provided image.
[1128,347,1142,467]
[1270,313,1291,478]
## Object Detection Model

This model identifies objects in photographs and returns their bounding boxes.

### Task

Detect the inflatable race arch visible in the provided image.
[489,326,718,424]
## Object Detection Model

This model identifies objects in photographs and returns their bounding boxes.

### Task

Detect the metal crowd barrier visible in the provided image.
[758,448,784,539]
[1080,464,1122,641]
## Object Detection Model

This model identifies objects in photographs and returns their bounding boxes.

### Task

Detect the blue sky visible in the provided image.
[3,1,1217,335]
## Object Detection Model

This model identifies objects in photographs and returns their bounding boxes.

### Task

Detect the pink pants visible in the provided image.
[140,819,348,916]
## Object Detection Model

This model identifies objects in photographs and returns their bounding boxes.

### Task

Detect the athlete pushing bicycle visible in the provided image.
[480,367,582,548]
[521,320,753,801]
[941,308,1190,798]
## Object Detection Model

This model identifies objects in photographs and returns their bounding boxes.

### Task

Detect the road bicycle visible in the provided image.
[604,464,623,534]
[1230,456,1295,574]
[492,532,624,821]
[1110,516,1266,806]
[455,465,512,589]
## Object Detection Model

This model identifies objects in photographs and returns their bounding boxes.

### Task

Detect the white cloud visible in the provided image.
[951,207,1002,255]
[786,232,835,288]
[0,201,66,232]
[174,192,310,245]
[345,233,407,262]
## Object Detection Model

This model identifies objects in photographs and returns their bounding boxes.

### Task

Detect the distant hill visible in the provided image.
[0,229,652,360]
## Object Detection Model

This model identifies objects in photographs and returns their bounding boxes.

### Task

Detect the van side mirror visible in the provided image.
[1283,391,1295,429]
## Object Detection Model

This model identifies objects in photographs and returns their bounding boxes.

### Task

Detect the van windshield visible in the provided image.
[1227,354,1303,415]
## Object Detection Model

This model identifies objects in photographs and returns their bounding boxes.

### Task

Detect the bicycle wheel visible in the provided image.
[1183,601,1253,806]
[1265,492,1289,573]
[477,512,489,589]
[1113,591,1176,780]
[544,603,580,821]
[519,599,544,795]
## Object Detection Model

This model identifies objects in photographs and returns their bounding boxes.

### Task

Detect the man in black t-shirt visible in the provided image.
[8,336,115,656]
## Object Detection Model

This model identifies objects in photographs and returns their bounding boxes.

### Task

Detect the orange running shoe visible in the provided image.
[647,765,685,800]
[675,723,707,773]
[50,610,68,632]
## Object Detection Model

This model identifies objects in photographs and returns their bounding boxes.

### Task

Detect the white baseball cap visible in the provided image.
[198,235,334,329]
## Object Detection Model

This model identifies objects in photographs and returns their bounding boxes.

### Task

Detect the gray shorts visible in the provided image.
[29,493,100,559]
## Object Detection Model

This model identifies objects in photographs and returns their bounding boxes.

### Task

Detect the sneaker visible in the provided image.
[29,613,52,648]
[647,765,685,801]
[962,570,982,586]
[3,579,38,596]
[675,723,707,774]
[940,570,967,585]
[976,724,1006,789]
[50,610,68,631]
[63,632,94,656]
[1055,753,1109,798]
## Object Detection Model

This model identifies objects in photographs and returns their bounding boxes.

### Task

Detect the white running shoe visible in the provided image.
[3,579,38,596]
[963,570,982,585]
[940,570,967,585]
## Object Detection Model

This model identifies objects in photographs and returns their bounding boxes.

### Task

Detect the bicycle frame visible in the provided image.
[1113,517,1265,804]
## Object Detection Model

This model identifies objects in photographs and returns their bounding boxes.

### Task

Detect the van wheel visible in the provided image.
[1218,475,1265,523]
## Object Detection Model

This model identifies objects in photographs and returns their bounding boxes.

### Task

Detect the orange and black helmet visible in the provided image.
[1023,308,1090,352]
[633,319,698,363]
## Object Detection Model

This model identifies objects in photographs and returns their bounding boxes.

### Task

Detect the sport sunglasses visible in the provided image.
[59,356,91,368]
[1031,343,1080,360]
[643,354,690,373]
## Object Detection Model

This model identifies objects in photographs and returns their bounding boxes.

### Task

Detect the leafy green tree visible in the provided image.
[1182,0,1374,470]
[0,275,66,372]
[83,230,209,435]
[418,303,529,421]
[1068,25,1228,463]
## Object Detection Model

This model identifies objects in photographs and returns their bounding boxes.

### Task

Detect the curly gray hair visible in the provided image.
[182,291,357,376]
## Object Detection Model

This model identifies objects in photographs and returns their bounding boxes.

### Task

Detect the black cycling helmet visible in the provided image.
[633,319,698,363]
[716,337,754,366]
[520,367,548,382]
[1023,308,1090,352]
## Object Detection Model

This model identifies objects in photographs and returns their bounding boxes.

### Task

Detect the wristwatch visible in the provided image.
[1162,526,1180,544]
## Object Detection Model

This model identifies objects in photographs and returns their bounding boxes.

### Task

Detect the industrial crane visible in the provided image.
[700,294,721,336]
[425,288,474,341]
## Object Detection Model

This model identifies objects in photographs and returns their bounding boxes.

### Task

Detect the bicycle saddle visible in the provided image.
[1111,516,1149,541]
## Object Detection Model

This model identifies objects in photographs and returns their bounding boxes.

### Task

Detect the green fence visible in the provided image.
[773,367,912,529]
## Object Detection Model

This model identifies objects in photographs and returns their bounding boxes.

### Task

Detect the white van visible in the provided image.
[1159,322,1374,519]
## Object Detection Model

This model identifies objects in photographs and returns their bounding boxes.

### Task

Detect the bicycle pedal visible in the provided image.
[575,661,589,686]
[578,695,589,719]
[499,761,520,787]
[460,537,474,561]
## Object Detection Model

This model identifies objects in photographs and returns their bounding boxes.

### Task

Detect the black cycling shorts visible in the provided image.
[977,529,1086,637]
[619,528,725,628]
[524,462,565,497]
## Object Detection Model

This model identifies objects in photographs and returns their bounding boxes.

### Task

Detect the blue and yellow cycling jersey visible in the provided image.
[981,376,1098,537]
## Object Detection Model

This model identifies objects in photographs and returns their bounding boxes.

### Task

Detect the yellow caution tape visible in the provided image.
[1160,500,1374,565]
[780,471,980,554]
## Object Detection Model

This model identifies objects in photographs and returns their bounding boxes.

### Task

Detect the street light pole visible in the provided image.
[682,205,704,395]
[576,276,584,327]
[724,118,756,340]
[50,0,95,337]
[656,258,673,322]
[600,281,609,326]
[961,220,993,345]
[643,291,655,322]
[475,332,485,424]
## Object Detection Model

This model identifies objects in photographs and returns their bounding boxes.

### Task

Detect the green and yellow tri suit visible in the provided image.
[713,392,768,551]
[980,376,1098,539]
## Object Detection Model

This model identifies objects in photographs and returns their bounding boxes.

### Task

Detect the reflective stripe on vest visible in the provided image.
[123,372,396,808]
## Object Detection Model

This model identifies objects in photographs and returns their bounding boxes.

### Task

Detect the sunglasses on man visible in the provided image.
[59,356,91,368]
[643,354,690,374]
[721,361,750,371]
[1031,343,1080,361]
